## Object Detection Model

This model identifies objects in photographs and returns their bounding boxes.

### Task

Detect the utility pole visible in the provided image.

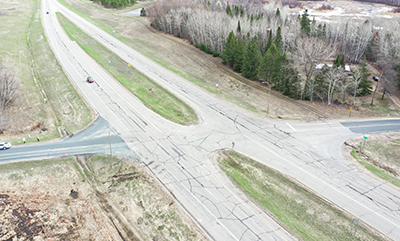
[109,129,113,161]
[267,84,271,117]
[262,82,271,117]
[370,75,380,106]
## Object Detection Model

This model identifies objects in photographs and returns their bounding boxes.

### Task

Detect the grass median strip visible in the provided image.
[216,150,386,241]
[56,13,197,125]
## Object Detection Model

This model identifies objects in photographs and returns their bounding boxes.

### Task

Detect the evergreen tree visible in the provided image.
[222,31,237,67]
[312,66,329,102]
[240,7,245,17]
[233,36,246,73]
[274,26,283,53]
[140,7,146,16]
[242,36,262,80]
[226,5,233,17]
[300,9,311,36]
[237,20,241,33]
[280,57,300,98]
[340,54,346,68]
[234,6,239,16]
[276,8,281,17]
[358,56,372,96]
[264,30,273,54]
[257,44,278,85]
[334,54,341,67]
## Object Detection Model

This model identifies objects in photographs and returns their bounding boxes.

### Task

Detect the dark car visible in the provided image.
[87,76,94,83]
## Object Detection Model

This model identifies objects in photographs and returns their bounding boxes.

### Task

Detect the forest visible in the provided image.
[146,0,400,105]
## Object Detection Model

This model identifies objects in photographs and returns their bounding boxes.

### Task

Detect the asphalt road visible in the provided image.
[0,116,137,162]
[11,0,400,240]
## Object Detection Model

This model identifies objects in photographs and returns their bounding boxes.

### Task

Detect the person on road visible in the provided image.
[232,142,235,148]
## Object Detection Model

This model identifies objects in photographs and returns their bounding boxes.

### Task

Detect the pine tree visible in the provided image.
[222,31,237,67]
[226,5,233,17]
[358,56,372,96]
[276,8,281,17]
[274,26,282,53]
[237,20,241,33]
[258,43,280,84]
[340,54,346,68]
[234,6,239,16]
[240,7,245,17]
[300,9,311,36]
[242,36,262,80]
[264,30,273,54]
[334,54,341,67]
[234,36,246,73]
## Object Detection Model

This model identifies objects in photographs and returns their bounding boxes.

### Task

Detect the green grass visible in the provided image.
[56,13,197,125]
[218,150,384,241]
[351,150,400,188]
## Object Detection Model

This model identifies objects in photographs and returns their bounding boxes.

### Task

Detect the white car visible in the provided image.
[0,142,12,150]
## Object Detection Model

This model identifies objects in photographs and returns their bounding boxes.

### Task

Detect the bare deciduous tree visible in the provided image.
[0,62,19,114]
[292,37,336,100]
[351,68,363,102]
[376,58,399,100]
[325,66,345,105]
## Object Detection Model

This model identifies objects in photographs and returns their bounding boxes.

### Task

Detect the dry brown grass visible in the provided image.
[0,156,207,240]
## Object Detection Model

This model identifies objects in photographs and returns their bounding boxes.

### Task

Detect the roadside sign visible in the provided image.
[364,136,368,140]
[349,108,352,112]
[128,63,131,67]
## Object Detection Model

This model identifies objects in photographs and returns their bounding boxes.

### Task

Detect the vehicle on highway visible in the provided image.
[87,76,94,83]
[0,142,12,150]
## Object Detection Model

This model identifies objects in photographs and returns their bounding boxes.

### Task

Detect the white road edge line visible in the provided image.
[286,123,296,132]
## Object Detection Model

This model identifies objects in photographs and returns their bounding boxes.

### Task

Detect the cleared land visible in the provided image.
[57,0,400,121]
[0,156,206,240]
[344,132,400,188]
[211,149,388,241]
[0,0,92,144]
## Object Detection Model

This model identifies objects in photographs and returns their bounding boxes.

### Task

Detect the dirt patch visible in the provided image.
[0,156,207,240]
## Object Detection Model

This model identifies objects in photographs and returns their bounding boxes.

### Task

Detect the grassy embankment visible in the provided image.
[217,150,386,241]
[351,142,400,188]
[0,0,92,144]
[56,13,198,125]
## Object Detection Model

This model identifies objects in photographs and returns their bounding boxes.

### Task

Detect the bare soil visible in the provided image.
[0,156,207,240]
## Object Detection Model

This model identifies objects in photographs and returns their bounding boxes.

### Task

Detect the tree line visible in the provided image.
[90,0,136,8]
[146,0,400,105]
